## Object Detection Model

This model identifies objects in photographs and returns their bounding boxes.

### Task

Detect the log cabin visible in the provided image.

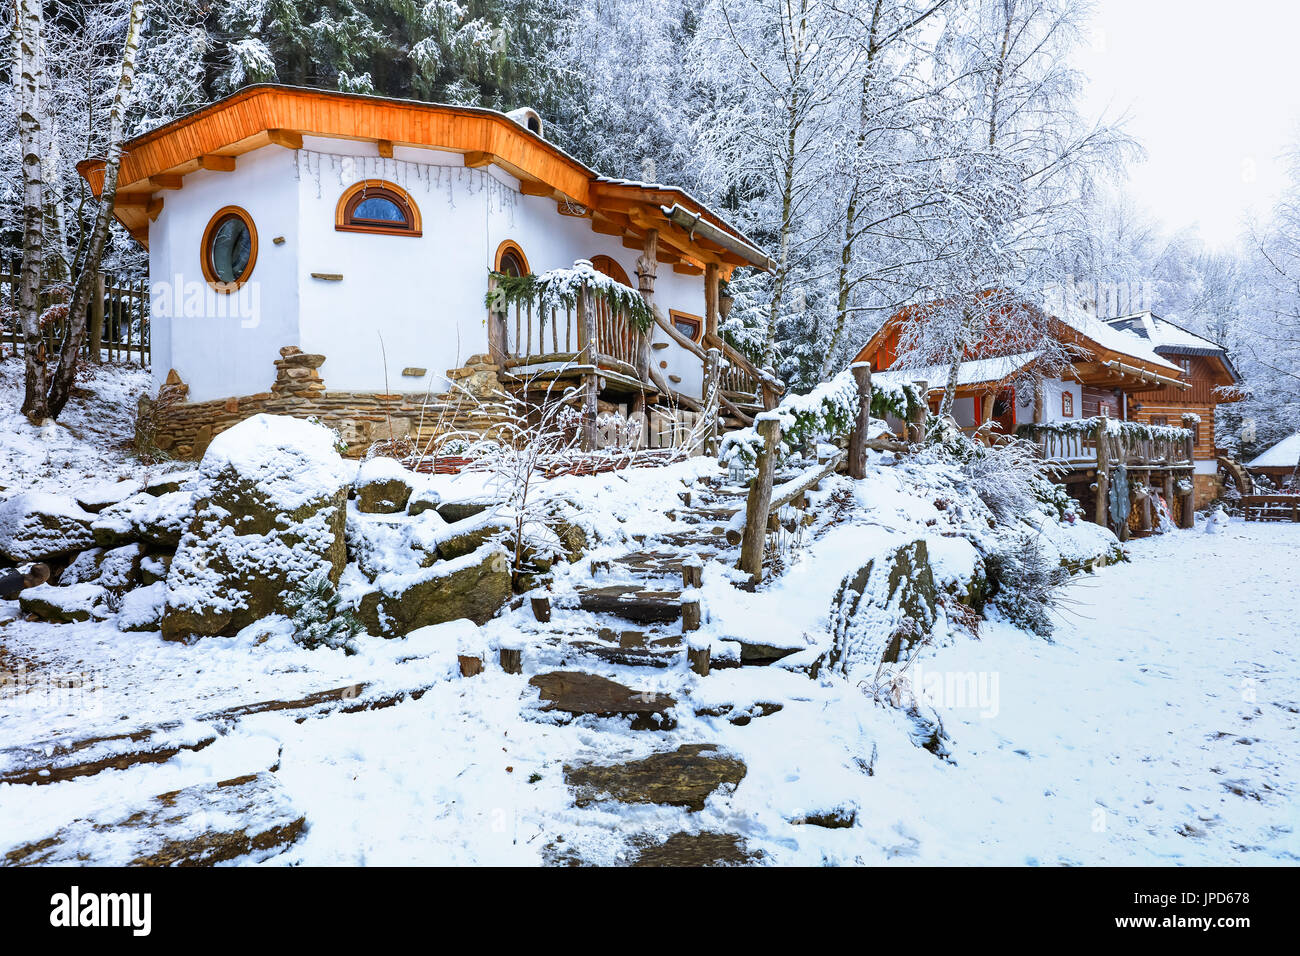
[1247,432,1300,491]
[853,299,1243,531]
[77,85,781,458]
[1103,311,1242,504]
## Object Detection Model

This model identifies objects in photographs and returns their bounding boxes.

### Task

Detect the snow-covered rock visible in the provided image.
[355,541,511,637]
[60,543,145,596]
[826,539,940,677]
[74,478,144,514]
[0,492,96,563]
[19,582,113,622]
[162,414,354,641]
[117,581,167,632]
[91,490,194,549]
[354,457,414,514]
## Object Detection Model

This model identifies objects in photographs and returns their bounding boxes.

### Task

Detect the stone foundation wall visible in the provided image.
[1193,471,1223,510]
[147,348,514,460]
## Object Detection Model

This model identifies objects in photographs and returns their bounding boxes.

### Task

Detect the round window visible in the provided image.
[201,206,257,291]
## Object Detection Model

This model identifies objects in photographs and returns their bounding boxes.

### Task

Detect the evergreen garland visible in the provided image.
[485,261,654,332]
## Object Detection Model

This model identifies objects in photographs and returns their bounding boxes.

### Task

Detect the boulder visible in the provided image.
[20,583,113,623]
[75,478,144,514]
[140,553,171,585]
[143,470,196,496]
[564,744,746,812]
[117,582,167,632]
[162,414,353,641]
[436,511,512,561]
[356,542,510,637]
[353,457,413,514]
[0,493,96,563]
[60,543,144,597]
[435,499,493,523]
[824,538,937,678]
[91,491,193,549]
[406,487,441,516]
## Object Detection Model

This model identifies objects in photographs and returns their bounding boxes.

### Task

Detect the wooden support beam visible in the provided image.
[148,174,182,190]
[463,150,493,168]
[673,262,703,276]
[376,139,394,158]
[147,197,164,221]
[267,129,303,149]
[198,154,236,172]
[848,363,872,480]
[704,261,720,339]
[519,179,552,197]
[114,194,152,207]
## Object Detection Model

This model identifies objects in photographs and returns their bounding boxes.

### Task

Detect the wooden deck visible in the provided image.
[1241,495,1300,522]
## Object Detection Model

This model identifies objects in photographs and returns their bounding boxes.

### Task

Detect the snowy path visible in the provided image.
[895,520,1300,864]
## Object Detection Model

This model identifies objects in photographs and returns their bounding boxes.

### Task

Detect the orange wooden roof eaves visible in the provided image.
[78,84,763,260]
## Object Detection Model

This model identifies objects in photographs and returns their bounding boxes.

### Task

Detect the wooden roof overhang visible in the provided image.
[77,84,769,276]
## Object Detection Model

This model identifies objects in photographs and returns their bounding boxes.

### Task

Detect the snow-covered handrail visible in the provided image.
[719,364,909,466]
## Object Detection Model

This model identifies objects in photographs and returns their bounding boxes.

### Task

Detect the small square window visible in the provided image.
[1061,391,1074,418]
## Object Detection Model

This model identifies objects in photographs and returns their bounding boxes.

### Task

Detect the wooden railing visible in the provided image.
[0,265,150,366]
[496,280,643,376]
[1022,417,1193,469]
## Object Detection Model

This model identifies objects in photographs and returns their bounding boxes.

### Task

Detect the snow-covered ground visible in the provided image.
[3,508,1294,865]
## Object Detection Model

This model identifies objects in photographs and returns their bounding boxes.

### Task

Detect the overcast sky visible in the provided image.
[1077,0,1300,249]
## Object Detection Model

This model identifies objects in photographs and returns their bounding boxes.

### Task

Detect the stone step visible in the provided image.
[564,743,746,813]
[4,772,306,866]
[630,831,757,866]
[573,584,684,623]
[534,628,683,669]
[527,671,675,729]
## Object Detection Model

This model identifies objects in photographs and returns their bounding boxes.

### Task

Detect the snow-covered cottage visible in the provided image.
[854,301,1243,529]
[77,85,779,457]
[1247,432,1300,490]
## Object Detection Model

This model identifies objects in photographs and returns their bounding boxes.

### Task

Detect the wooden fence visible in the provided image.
[0,263,150,366]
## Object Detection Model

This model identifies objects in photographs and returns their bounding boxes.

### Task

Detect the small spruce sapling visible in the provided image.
[286,570,360,654]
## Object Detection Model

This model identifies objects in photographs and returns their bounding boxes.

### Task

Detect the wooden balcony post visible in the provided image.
[578,282,598,451]
[739,416,781,582]
[1033,374,1044,424]
[1094,420,1110,530]
[633,229,658,403]
[704,262,720,339]
[486,273,507,365]
[848,362,872,480]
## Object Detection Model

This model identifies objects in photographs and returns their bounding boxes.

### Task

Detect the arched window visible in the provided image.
[495,240,530,277]
[669,309,703,343]
[589,254,631,287]
[336,180,422,236]
[201,205,258,292]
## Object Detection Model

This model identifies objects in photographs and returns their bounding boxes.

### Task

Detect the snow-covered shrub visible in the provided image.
[983,531,1065,638]
[285,570,360,655]
[922,419,1065,524]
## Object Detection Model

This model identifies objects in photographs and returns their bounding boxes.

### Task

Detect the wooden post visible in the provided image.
[499,647,522,675]
[681,558,703,589]
[688,643,710,677]
[458,655,484,678]
[578,282,598,451]
[682,596,701,632]
[704,346,722,456]
[1094,421,1110,530]
[704,262,720,339]
[847,362,872,480]
[89,272,104,363]
[1033,375,1045,424]
[634,229,658,393]
[980,392,996,445]
[906,380,928,443]
[530,594,552,623]
[739,417,781,582]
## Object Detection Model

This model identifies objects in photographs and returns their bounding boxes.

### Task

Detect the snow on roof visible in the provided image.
[1043,296,1181,372]
[1106,311,1226,355]
[1248,432,1300,469]
[872,352,1041,393]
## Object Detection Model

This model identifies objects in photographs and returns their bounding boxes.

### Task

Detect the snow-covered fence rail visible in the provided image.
[0,263,149,366]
